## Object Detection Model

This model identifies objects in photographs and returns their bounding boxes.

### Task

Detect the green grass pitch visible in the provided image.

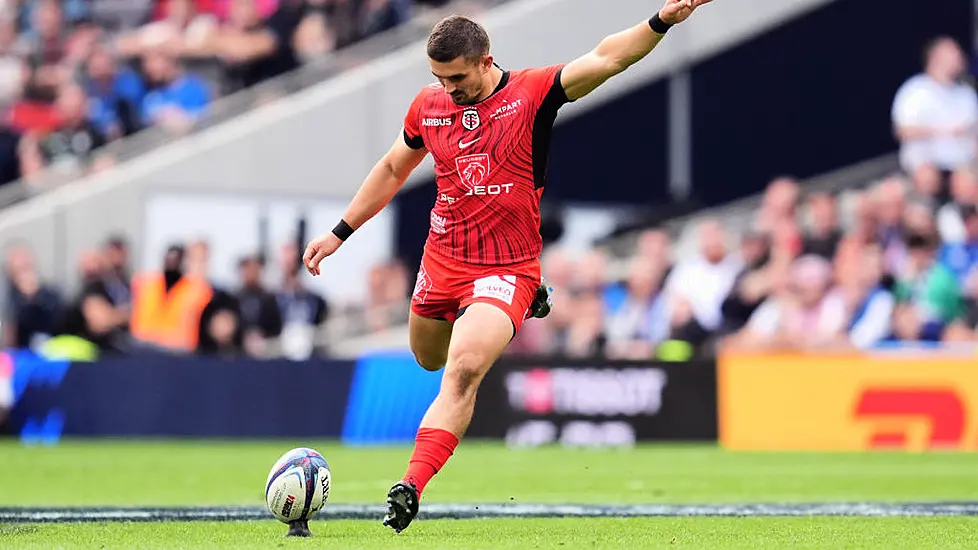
[2,440,978,549]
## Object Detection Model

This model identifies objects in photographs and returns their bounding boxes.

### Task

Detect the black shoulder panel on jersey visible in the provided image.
[531,67,571,189]
[403,129,425,150]
[550,66,573,106]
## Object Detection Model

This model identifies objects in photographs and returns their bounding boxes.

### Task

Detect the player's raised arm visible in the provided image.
[303,136,427,275]
[560,0,714,101]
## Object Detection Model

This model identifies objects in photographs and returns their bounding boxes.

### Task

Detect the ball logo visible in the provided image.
[319,468,331,506]
[461,109,480,130]
[455,154,491,190]
[281,494,296,517]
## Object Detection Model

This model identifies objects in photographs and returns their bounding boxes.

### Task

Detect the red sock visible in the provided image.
[403,427,459,496]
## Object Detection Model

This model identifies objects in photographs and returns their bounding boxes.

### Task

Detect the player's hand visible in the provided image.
[659,0,714,25]
[303,232,343,276]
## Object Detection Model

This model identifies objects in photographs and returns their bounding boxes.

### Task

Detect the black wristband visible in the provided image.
[648,13,673,34]
[332,219,354,241]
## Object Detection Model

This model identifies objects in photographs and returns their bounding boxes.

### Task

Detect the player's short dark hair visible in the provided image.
[427,15,490,63]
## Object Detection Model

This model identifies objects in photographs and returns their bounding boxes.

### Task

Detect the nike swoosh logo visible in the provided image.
[459,137,481,149]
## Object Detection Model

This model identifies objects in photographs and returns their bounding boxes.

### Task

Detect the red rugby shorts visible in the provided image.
[410,247,541,334]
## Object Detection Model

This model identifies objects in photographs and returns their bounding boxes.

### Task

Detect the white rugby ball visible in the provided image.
[265,447,331,523]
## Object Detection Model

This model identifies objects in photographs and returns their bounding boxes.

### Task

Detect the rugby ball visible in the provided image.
[265,447,331,523]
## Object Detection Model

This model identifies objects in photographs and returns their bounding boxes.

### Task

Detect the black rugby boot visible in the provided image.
[383,481,420,533]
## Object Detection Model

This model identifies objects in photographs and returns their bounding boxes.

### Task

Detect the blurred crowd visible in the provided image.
[0,0,453,187]
[5,34,978,363]
[510,36,978,360]
[2,235,411,360]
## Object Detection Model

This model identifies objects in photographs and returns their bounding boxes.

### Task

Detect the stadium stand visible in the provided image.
[0,0,975,364]
[0,0,511,204]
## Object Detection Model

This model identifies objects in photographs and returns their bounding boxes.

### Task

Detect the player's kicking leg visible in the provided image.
[384,302,516,533]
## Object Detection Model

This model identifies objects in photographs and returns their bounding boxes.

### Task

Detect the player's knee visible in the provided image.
[414,349,446,372]
[443,350,488,399]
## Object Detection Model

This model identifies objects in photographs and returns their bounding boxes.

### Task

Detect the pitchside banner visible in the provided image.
[468,359,718,447]
[719,352,978,451]
[6,352,356,441]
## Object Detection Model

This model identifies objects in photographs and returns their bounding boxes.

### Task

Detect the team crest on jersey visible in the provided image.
[461,109,481,131]
[455,154,490,190]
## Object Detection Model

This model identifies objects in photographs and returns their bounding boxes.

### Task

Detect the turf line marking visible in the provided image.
[2,503,978,523]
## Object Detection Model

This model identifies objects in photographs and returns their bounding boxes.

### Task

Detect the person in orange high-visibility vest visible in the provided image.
[130,244,213,352]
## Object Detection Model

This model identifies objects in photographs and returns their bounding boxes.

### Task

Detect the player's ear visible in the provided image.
[481,54,493,72]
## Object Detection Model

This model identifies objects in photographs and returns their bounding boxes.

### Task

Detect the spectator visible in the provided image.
[116,0,217,59]
[562,290,606,358]
[140,45,212,132]
[754,177,799,235]
[575,249,609,297]
[540,247,577,344]
[873,177,910,275]
[54,248,130,352]
[633,229,673,276]
[892,232,962,341]
[17,0,89,36]
[904,198,937,237]
[892,37,978,200]
[292,3,336,64]
[197,287,245,356]
[0,17,26,111]
[733,255,847,351]
[847,189,881,246]
[910,162,943,208]
[88,0,155,33]
[664,219,742,334]
[768,217,803,267]
[509,247,575,355]
[3,244,63,350]
[322,0,361,49]
[82,43,146,139]
[359,0,411,38]
[889,303,929,344]
[101,235,132,309]
[534,249,608,356]
[130,243,213,352]
[275,241,328,360]
[944,267,978,342]
[835,242,894,349]
[209,0,281,92]
[363,259,408,333]
[235,253,282,356]
[937,169,978,244]
[208,0,279,23]
[938,204,978,283]
[19,83,109,180]
[719,231,771,335]
[802,192,843,259]
[604,257,669,359]
[13,0,84,105]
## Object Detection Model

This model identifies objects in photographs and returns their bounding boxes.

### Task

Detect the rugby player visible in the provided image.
[303,0,715,532]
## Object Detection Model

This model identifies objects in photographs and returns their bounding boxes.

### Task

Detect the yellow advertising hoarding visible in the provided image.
[718,353,978,451]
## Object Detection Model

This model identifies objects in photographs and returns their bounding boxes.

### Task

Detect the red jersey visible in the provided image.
[403,65,572,265]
